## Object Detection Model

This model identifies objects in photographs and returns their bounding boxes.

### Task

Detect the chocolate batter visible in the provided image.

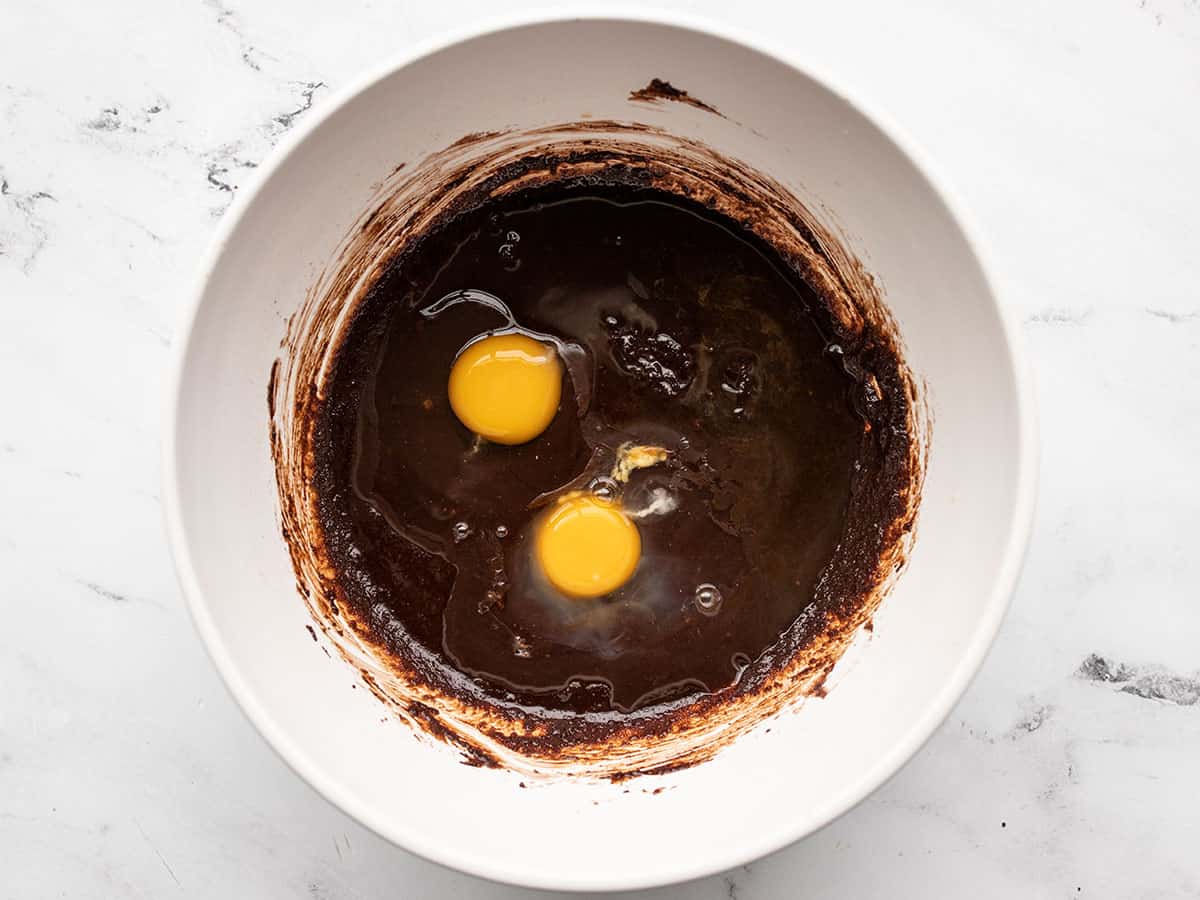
[311,181,886,715]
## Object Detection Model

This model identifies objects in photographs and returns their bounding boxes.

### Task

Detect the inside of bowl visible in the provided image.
[171,18,1029,890]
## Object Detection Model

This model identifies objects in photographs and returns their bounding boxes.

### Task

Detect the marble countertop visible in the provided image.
[3,0,1199,896]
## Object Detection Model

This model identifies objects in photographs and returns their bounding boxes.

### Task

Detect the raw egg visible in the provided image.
[448,333,562,444]
[536,494,641,598]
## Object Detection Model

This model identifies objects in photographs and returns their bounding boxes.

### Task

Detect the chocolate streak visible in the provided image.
[629,79,724,117]
[270,121,929,779]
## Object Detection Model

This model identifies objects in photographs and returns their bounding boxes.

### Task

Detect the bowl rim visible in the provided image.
[162,8,1039,892]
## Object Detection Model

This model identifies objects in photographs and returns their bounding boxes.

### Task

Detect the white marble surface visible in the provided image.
[2,0,1199,896]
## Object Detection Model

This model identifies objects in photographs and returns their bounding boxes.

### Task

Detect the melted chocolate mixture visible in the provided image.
[313,183,874,714]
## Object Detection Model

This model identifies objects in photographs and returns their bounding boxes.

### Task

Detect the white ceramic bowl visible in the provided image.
[165,14,1036,892]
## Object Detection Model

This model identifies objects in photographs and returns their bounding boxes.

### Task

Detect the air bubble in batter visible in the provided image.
[694,583,723,616]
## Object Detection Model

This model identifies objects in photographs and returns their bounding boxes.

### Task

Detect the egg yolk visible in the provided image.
[448,334,562,445]
[536,495,641,598]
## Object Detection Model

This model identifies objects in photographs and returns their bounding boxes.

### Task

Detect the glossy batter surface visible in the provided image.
[312,185,872,713]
